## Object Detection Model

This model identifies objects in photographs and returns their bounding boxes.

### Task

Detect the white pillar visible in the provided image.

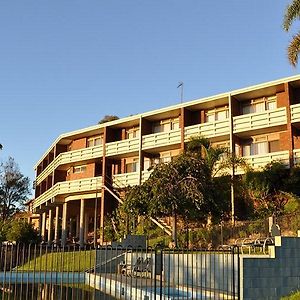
[54,206,60,243]
[47,209,53,245]
[79,199,85,247]
[41,212,47,242]
[61,202,68,246]
[84,213,89,244]
[76,215,80,238]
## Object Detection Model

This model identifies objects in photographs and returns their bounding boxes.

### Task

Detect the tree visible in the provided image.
[283,0,300,66]
[0,157,30,221]
[6,220,39,244]
[123,151,223,246]
[186,136,228,177]
[242,162,291,217]
[98,115,119,124]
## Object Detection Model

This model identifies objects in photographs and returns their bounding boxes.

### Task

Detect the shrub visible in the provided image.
[6,220,39,244]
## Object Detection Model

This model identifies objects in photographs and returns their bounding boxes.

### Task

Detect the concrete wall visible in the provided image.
[241,235,300,300]
[163,252,238,295]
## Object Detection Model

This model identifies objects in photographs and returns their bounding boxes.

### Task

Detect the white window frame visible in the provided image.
[73,165,87,174]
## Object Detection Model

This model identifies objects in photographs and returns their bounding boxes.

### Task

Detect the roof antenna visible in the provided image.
[177,81,184,103]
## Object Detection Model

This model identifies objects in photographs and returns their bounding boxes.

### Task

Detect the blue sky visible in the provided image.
[0,0,298,189]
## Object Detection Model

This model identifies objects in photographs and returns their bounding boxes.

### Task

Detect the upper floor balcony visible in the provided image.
[36,146,103,186]
[142,129,181,150]
[105,138,140,157]
[184,119,230,141]
[141,170,152,183]
[293,149,300,165]
[291,103,300,124]
[112,172,139,188]
[242,150,290,171]
[33,176,102,210]
[233,107,287,135]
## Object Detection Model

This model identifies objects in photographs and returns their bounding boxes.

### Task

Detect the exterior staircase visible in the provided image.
[103,176,172,236]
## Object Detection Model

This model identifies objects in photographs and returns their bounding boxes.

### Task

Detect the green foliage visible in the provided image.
[6,220,39,244]
[242,162,291,217]
[283,0,300,66]
[281,290,300,300]
[98,115,119,124]
[0,157,30,220]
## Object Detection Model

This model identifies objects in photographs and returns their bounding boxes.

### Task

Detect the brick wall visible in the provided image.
[69,138,86,151]
[67,163,95,181]
[279,131,291,151]
[276,91,288,108]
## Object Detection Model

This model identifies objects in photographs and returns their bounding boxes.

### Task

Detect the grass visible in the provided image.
[281,291,300,300]
[18,250,96,272]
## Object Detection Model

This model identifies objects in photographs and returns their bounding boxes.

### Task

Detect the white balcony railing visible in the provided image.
[242,151,290,170]
[291,103,300,123]
[184,119,230,141]
[293,149,300,165]
[141,170,152,183]
[36,146,103,185]
[106,138,139,157]
[142,129,181,150]
[112,172,139,188]
[33,177,102,209]
[233,107,287,134]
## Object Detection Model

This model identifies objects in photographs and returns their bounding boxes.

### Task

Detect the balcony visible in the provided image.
[36,146,103,185]
[141,170,152,183]
[112,172,139,188]
[242,151,290,170]
[105,138,139,157]
[184,119,230,141]
[293,149,300,165]
[33,177,102,209]
[233,107,287,134]
[291,103,300,124]
[142,129,181,150]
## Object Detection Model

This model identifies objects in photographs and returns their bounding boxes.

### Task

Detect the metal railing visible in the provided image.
[0,243,240,300]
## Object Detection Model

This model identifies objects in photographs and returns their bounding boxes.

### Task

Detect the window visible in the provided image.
[126,128,140,139]
[125,158,139,173]
[242,134,280,156]
[242,96,277,115]
[73,165,87,174]
[160,152,172,163]
[87,136,103,147]
[205,107,229,122]
[153,117,179,133]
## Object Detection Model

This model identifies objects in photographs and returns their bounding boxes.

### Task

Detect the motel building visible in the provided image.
[29,74,300,247]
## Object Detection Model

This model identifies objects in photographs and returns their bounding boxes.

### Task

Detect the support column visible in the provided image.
[47,209,53,245]
[54,206,60,243]
[61,202,68,246]
[38,214,42,236]
[84,213,89,244]
[284,82,295,167]
[79,199,85,247]
[100,127,107,245]
[229,94,235,226]
[41,212,47,242]
[76,215,80,238]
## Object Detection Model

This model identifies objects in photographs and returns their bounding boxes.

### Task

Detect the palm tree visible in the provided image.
[186,136,231,177]
[283,0,300,66]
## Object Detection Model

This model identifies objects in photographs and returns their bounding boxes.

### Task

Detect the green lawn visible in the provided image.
[281,291,300,299]
[18,250,96,272]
